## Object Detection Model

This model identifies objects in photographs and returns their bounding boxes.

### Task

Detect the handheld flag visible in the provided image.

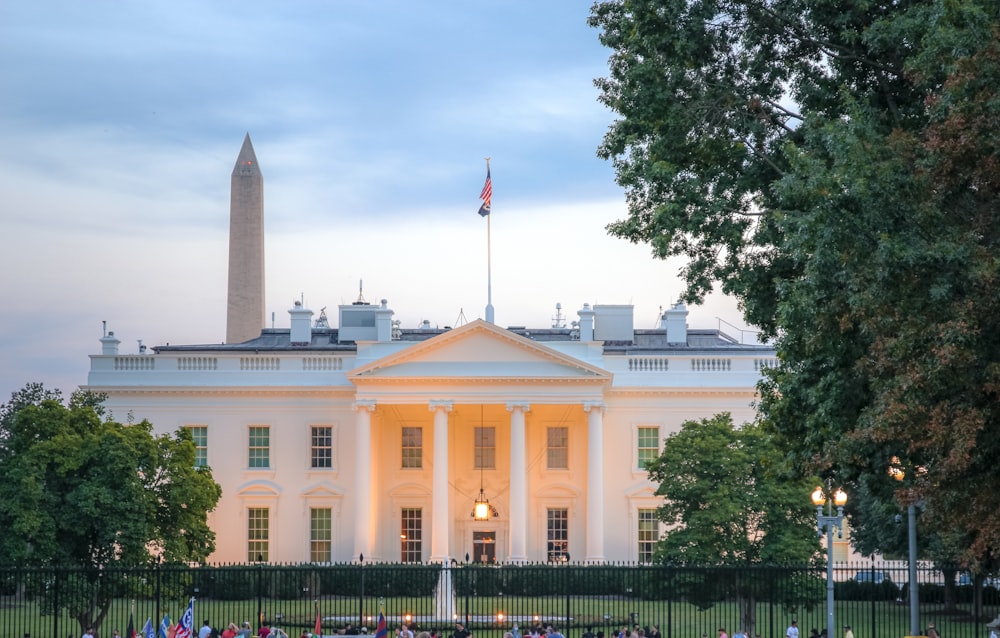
[478,164,492,217]
[314,603,322,637]
[175,598,195,638]
[142,618,156,638]
[159,615,172,638]
[375,608,388,638]
[127,612,136,638]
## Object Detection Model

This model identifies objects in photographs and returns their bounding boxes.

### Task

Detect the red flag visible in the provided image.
[127,612,136,638]
[314,608,322,636]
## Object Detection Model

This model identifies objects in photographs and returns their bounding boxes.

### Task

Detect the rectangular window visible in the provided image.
[401,427,423,469]
[249,426,270,468]
[186,425,208,468]
[474,426,495,469]
[248,507,269,562]
[310,507,332,563]
[637,426,660,470]
[638,508,659,563]
[401,508,422,563]
[547,508,569,562]
[547,426,569,469]
[311,426,333,469]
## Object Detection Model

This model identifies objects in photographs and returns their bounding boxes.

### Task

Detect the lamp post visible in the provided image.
[812,485,847,638]
[890,459,919,637]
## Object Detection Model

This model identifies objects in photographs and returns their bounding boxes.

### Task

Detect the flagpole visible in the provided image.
[484,157,495,324]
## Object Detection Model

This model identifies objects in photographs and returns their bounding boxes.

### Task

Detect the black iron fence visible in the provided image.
[2,562,997,638]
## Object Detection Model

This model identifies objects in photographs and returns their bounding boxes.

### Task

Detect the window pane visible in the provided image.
[186,426,208,468]
[248,507,269,562]
[401,508,422,563]
[311,426,333,468]
[249,426,270,468]
[474,427,495,469]
[638,508,658,563]
[547,508,569,562]
[402,427,423,469]
[637,426,660,469]
[310,507,332,563]
[547,427,568,469]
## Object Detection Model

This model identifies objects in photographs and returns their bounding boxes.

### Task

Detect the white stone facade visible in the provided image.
[85,306,776,565]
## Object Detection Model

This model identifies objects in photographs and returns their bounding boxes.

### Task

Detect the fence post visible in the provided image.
[52,567,59,638]
[359,554,365,628]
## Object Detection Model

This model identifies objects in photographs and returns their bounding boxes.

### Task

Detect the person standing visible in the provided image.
[844,626,854,638]
[200,621,214,638]
[787,621,799,638]
[452,623,472,638]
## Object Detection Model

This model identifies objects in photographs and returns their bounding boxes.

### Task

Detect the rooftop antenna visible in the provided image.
[455,308,468,327]
[102,320,107,337]
[355,279,367,304]
[552,302,565,328]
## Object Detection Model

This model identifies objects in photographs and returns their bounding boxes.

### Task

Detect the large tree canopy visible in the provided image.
[590,0,1000,562]
[0,384,222,630]
[0,385,221,566]
[648,414,819,565]
[647,414,821,631]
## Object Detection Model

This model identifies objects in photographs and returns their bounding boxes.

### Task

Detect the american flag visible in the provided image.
[175,599,195,638]
[478,166,492,217]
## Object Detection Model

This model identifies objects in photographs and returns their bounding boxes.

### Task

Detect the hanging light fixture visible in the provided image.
[471,404,498,520]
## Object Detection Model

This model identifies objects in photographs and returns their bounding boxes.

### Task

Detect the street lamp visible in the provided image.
[890,458,919,637]
[812,485,847,638]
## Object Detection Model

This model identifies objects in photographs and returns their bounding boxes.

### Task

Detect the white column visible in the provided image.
[506,402,530,562]
[584,401,606,562]
[353,400,376,561]
[429,400,453,562]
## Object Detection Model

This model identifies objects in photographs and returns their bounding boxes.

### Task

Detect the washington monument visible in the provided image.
[226,133,265,344]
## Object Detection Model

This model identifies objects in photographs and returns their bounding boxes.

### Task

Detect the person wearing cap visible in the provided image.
[786,620,799,638]
[844,626,854,638]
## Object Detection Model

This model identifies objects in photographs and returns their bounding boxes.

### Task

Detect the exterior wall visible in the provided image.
[87,339,769,565]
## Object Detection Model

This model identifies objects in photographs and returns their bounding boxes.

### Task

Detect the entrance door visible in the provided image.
[473,531,496,564]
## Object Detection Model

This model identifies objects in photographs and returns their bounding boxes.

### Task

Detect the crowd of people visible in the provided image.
[73,617,959,638]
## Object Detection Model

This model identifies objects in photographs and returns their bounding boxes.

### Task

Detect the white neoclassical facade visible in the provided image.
[85,299,776,565]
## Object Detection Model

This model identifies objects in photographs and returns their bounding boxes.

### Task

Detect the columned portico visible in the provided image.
[584,400,606,562]
[353,399,376,560]
[429,400,453,562]
[506,401,530,562]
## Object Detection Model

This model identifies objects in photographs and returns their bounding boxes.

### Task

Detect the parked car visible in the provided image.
[854,570,889,584]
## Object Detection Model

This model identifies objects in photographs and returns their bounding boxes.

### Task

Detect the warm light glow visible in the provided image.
[405,614,412,623]
[889,456,905,481]
[811,486,826,506]
[497,613,505,623]
[834,488,847,507]
[474,500,491,521]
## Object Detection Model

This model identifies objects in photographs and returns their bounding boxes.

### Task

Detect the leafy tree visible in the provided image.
[590,0,1000,562]
[0,383,222,632]
[646,414,821,631]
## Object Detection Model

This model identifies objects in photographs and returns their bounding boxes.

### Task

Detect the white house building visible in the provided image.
[82,135,779,565]
[85,299,776,565]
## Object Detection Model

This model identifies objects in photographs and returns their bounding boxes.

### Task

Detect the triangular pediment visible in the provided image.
[348,320,610,384]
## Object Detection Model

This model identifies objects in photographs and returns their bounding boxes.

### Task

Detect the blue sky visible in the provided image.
[0,2,746,401]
